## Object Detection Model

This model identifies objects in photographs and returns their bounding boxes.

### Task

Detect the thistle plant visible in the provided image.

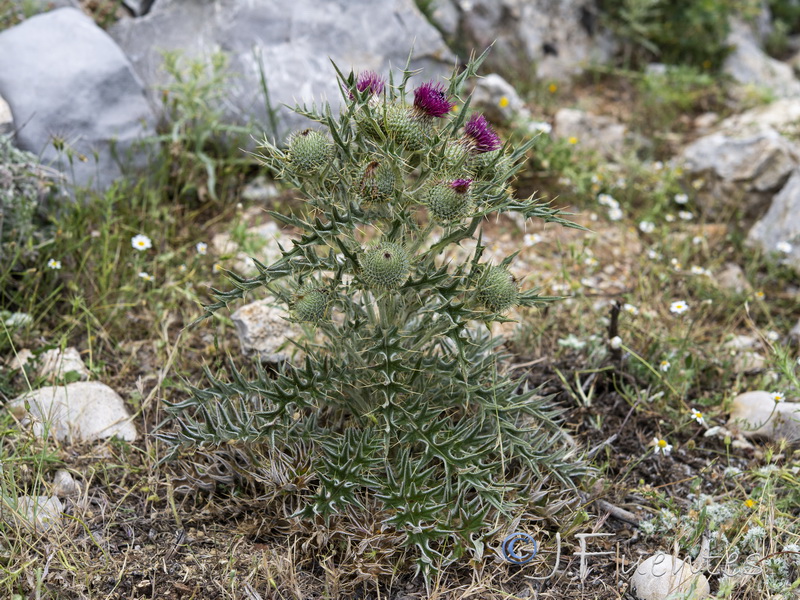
[162,50,586,575]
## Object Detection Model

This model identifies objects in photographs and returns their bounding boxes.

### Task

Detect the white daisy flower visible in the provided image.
[660,359,671,372]
[690,408,705,426]
[608,206,624,221]
[610,336,622,350]
[692,236,703,245]
[47,258,61,270]
[647,249,662,260]
[653,437,673,456]
[665,214,676,223]
[131,234,152,251]
[690,265,708,276]
[674,193,689,204]
[766,330,780,342]
[138,271,153,282]
[678,211,694,221]
[597,193,619,209]
[530,121,552,134]
[639,221,655,234]
[653,161,664,171]
[196,242,208,255]
[776,241,793,254]
[623,303,639,315]
[771,391,785,403]
[523,233,542,246]
[670,300,689,315]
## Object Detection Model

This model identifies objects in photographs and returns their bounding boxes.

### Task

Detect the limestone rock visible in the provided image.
[747,168,800,271]
[724,20,800,99]
[0,95,12,135]
[0,8,157,191]
[453,0,615,82]
[38,347,90,383]
[110,0,453,139]
[728,391,800,443]
[7,348,33,372]
[732,351,766,373]
[719,98,800,139]
[9,382,138,443]
[230,300,301,363]
[4,496,63,532]
[629,554,710,600]
[680,127,798,220]
[553,108,627,158]
[52,469,81,498]
[790,318,800,343]
[470,73,528,124]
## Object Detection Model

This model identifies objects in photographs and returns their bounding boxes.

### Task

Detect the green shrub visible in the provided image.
[161,52,586,575]
[599,0,746,69]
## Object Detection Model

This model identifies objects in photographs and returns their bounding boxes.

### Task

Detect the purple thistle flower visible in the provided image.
[413,81,454,118]
[464,113,502,153]
[450,178,472,194]
[356,70,385,96]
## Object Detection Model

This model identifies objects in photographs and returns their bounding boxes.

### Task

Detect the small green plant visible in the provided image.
[599,0,753,70]
[161,51,587,576]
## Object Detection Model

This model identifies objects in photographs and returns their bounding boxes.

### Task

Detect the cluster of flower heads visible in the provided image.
[279,69,520,321]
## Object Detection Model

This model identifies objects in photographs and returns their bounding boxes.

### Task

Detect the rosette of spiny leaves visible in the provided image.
[161,50,587,578]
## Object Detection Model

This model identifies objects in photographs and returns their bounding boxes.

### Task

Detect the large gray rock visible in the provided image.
[110,0,454,138]
[680,127,799,220]
[3,496,63,532]
[435,0,614,82]
[9,381,138,443]
[0,8,157,191]
[724,20,800,99]
[747,168,800,270]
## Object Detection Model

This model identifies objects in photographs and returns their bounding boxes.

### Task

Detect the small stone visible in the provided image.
[728,391,800,443]
[0,95,12,135]
[7,348,33,371]
[4,496,63,532]
[9,382,137,443]
[230,300,301,363]
[470,73,528,124]
[629,554,710,600]
[241,176,279,203]
[38,347,90,383]
[724,335,758,351]
[790,318,800,343]
[52,469,80,498]
[553,108,627,158]
[716,263,752,295]
[747,168,800,272]
[732,352,766,373]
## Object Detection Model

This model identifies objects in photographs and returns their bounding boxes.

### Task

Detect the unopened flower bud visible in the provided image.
[361,242,411,290]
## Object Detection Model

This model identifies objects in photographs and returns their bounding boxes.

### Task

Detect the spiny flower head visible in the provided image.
[464,113,502,153]
[413,81,453,118]
[287,129,332,174]
[357,160,396,203]
[355,70,385,96]
[426,178,474,224]
[292,280,330,322]
[361,242,411,290]
[475,265,518,313]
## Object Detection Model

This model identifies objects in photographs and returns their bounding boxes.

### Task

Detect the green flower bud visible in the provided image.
[443,142,470,172]
[475,266,518,313]
[287,129,332,174]
[471,148,510,180]
[361,242,411,290]
[357,160,396,203]
[426,178,474,224]
[292,280,329,322]
[384,103,425,150]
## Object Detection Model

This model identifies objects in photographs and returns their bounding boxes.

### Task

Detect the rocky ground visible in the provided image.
[1,1,800,599]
